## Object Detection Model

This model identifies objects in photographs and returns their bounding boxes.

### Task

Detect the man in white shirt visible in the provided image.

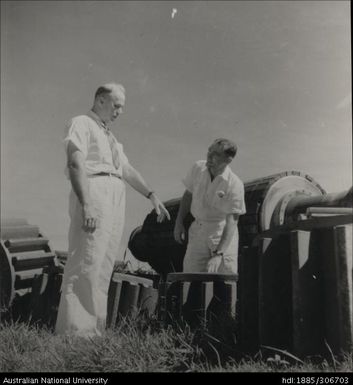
[56,83,170,337]
[174,138,246,274]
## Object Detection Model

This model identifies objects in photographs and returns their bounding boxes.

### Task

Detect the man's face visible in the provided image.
[206,143,232,174]
[100,91,125,124]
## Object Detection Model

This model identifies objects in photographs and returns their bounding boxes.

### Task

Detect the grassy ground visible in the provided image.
[0,316,352,373]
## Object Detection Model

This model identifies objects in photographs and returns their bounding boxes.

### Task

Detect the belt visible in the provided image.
[89,172,121,179]
[195,218,226,226]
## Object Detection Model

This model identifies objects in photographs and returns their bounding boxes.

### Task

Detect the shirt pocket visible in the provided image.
[210,189,228,211]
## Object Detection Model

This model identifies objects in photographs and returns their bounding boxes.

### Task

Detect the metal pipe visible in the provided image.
[306,207,353,217]
[286,187,352,219]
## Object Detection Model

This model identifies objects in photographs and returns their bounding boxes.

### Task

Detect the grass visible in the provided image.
[0,315,352,373]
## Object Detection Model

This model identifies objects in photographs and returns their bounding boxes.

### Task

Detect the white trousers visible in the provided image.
[183,219,239,274]
[55,176,125,337]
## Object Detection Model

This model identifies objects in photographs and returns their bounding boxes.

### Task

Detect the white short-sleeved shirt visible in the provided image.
[183,160,246,222]
[63,111,129,178]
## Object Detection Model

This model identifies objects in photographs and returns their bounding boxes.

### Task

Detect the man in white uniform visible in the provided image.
[174,138,246,274]
[56,83,170,337]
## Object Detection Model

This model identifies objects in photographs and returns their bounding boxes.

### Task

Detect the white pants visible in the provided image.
[55,176,125,337]
[183,219,239,274]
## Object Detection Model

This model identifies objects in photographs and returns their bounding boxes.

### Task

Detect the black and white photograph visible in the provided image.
[0,0,352,377]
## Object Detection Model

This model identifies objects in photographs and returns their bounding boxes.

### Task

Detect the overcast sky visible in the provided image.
[1,1,351,264]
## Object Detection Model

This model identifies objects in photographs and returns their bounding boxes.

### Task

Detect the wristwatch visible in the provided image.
[212,250,224,258]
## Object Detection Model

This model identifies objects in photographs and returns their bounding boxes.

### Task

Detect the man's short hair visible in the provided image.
[94,83,125,100]
[213,138,238,158]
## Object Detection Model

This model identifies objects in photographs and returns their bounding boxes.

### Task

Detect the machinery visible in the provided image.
[1,170,351,357]
[0,218,60,323]
[128,198,194,278]
[128,170,353,356]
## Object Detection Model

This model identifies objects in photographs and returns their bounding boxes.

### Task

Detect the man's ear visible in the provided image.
[226,156,233,164]
[97,94,105,106]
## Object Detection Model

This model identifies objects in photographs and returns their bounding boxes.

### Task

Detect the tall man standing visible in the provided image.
[174,138,246,274]
[56,83,170,337]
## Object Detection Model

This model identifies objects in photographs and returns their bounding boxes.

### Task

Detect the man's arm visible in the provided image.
[207,213,239,273]
[67,141,97,233]
[122,163,170,222]
[215,213,239,253]
[174,189,192,244]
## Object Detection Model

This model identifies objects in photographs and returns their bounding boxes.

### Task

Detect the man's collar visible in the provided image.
[202,161,230,181]
[218,165,231,180]
[87,110,109,131]
[212,166,230,181]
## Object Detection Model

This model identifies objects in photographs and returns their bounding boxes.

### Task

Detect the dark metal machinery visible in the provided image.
[129,170,353,357]
[0,218,59,322]
[237,171,352,356]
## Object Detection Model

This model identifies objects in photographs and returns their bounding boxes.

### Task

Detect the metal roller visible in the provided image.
[239,171,326,248]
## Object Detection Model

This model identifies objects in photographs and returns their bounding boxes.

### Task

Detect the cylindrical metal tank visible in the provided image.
[128,198,194,278]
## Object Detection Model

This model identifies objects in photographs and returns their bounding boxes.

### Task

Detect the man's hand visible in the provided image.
[207,255,222,273]
[174,220,186,244]
[150,194,171,223]
[82,203,97,233]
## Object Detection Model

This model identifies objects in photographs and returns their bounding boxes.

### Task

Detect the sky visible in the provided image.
[1,1,351,264]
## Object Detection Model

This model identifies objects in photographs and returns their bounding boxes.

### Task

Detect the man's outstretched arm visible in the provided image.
[122,162,170,222]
